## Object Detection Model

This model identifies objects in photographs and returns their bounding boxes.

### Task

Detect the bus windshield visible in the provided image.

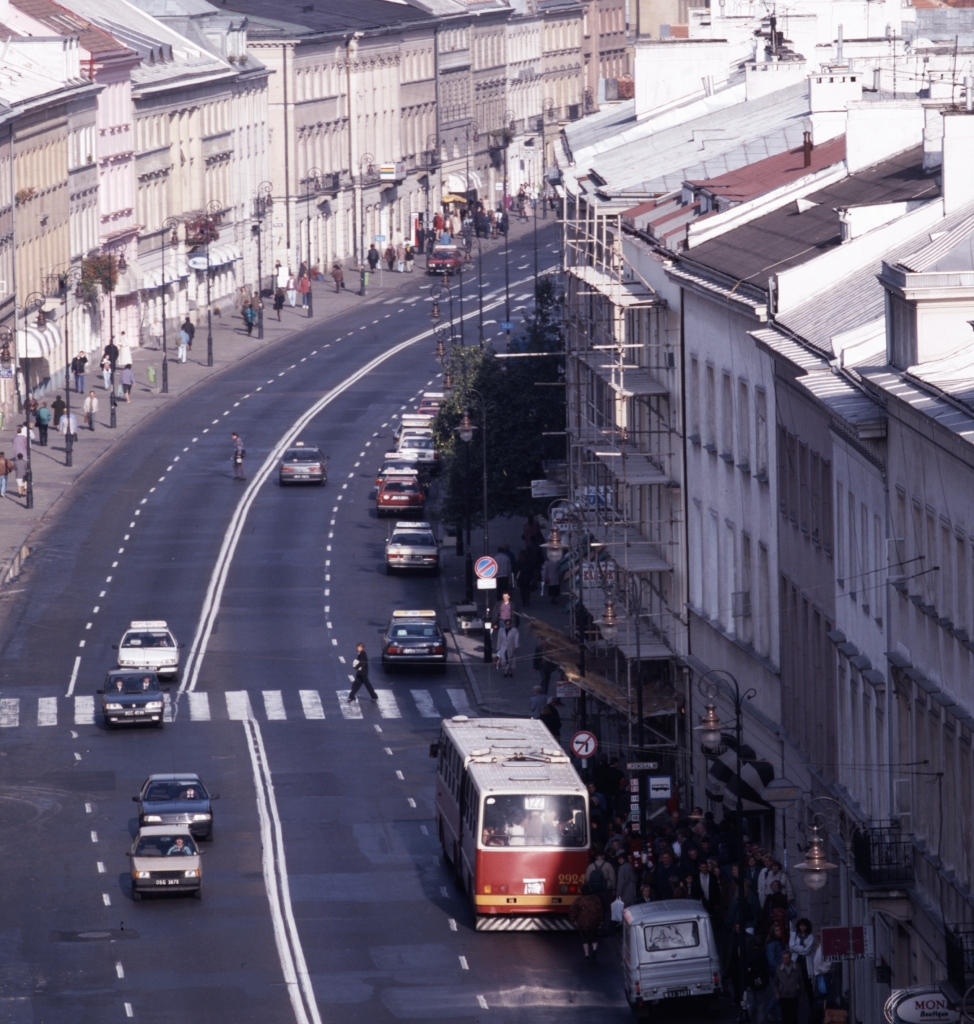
[481,794,587,848]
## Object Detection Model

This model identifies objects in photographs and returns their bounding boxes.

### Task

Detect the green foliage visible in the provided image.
[434,277,565,528]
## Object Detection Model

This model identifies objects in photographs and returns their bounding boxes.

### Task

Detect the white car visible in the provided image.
[114,620,183,678]
[397,435,440,472]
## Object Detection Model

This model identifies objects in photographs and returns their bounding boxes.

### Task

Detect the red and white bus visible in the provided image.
[433,716,590,931]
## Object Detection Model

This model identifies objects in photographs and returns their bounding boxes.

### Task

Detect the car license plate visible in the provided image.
[667,989,690,999]
[414,648,430,654]
[155,879,181,886]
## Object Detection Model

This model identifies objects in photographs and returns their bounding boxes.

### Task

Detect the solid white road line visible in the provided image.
[65,655,81,697]
[225,691,253,721]
[336,690,363,719]
[243,718,321,1024]
[410,689,439,718]
[37,697,57,726]
[0,698,19,727]
[263,691,287,720]
[447,688,477,717]
[299,690,325,720]
[74,696,94,725]
[188,692,211,720]
[374,690,401,719]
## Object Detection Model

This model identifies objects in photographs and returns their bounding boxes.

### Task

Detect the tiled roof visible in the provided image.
[12,0,130,55]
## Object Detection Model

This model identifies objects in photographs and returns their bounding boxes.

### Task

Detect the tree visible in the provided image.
[433,277,564,530]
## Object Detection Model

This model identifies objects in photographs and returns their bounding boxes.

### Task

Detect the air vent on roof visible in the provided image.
[795,198,819,214]
[588,168,607,188]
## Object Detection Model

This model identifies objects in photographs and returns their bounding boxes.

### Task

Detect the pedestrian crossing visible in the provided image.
[0,687,477,730]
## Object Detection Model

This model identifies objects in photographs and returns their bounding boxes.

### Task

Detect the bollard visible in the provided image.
[147,365,157,387]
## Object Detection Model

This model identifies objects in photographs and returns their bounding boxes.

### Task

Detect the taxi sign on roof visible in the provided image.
[392,610,437,618]
[294,441,305,446]
[384,467,419,476]
[395,521,431,528]
[130,620,167,629]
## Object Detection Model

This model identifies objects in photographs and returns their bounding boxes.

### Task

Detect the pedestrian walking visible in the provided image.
[231,431,246,481]
[177,326,189,362]
[243,302,257,335]
[71,351,87,393]
[273,287,285,320]
[35,402,51,446]
[367,244,380,272]
[616,853,637,907]
[542,558,562,603]
[148,318,163,350]
[528,685,546,718]
[568,884,604,961]
[299,273,310,307]
[0,451,11,498]
[773,950,802,1024]
[330,263,345,292]
[404,244,414,272]
[789,919,817,1002]
[493,591,514,629]
[52,394,66,428]
[396,242,405,272]
[101,353,112,390]
[83,391,98,430]
[348,642,377,702]
[494,546,513,597]
[494,618,519,677]
[120,365,135,402]
[384,244,395,272]
[286,273,297,307]
[117,332,132,368]
[58,411,77,441]
[103,339,119,372]
[584,849,616,931]
[275,260,288,290]
[181,317,195,352]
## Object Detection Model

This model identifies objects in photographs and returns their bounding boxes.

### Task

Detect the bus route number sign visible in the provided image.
[571,730,598,759]
[474,556,498,579]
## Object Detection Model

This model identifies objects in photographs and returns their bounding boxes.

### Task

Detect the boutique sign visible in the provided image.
[884,987,960,1024]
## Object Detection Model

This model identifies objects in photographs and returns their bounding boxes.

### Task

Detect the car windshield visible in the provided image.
[400,438,434,450]
[121,631,172,648]
[390,624,439,638]
[284,449,320,462]
[144,781,208,801]
[391,533,435,547]
[135,834,198,857]
[107,674,161,694]
[382,482,419,494]
[643,921,700,953]
[481,794,587,848]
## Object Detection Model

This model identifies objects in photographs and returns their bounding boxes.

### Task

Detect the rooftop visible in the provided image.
[11,0,131,57]
[682,146,940,288]
[219,0,430,37]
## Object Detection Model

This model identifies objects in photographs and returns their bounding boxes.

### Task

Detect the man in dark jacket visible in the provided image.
[181,317,195,351]
[348,643,377,702]
[367,244,380,271]
[773,950,802,1024]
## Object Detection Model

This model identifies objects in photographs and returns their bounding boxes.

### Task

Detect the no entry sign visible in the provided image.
[571,730,598,759]
[474,556,498,579]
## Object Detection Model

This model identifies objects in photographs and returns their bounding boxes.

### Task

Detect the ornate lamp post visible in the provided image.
[359,152,375,295]
[102,240,127,428]
[21,292,47,507]
[493,109,516,343]
[694,670,758,1023]
[253,181,273,340]
[158,217,180,393]
[203,199,224,368]
[423,134,439,251]
[796,797,864,1024]
[58,266,84,467]
[456,409,475,599]
[304,167,321,319]
[431,283,454,340]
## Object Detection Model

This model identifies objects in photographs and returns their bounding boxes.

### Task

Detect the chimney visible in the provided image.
[803,130,813,167]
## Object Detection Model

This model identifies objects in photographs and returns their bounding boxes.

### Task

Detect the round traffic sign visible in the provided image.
[571,730,598,759]
[474,556,498,580]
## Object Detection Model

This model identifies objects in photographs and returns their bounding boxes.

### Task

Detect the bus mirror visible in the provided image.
[429,742,439,759]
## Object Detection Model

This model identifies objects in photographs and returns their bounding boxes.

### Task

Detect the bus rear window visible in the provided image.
[481,794,586,848]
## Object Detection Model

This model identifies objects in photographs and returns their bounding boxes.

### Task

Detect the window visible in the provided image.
[758,542,770,656]
[721,372,733,461]
[705,365,716,450]
[755,388,768,479]
[799,442,810,532]
[480,794,587,848]
[821,459,833,553]
[689,357,700,441]
[644,921,699,953]
[737,381,750,469]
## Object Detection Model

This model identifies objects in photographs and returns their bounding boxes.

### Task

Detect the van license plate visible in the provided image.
[667,989,690,999]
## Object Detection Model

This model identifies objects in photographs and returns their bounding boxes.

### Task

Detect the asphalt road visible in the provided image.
[0,225,735,1023]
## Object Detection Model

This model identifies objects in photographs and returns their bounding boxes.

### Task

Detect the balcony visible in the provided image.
[853,824,914,886]
[946,927,974,997]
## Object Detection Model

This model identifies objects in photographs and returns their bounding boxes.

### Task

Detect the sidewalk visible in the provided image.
[0,217,545,583]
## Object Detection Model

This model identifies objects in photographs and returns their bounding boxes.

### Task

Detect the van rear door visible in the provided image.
[636,918,714,999]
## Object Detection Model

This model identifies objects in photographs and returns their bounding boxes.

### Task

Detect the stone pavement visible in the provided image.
[0,217,541,583]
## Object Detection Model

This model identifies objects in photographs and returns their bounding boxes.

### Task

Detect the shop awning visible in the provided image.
[705,734,775,812]
[114,259,145,297]
[441,193,470,204]
[17,321,62,360]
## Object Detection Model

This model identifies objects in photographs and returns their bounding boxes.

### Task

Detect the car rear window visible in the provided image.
[390,624,439,638]
[400,438,433,450]
[284,449,321,462]
[107,674,161,694]
[643,921,700,953]
[144,781,208,801]
[135,834,198,857]
[121,632,173,648]
[391,533,435,547]
[382,482,418,494]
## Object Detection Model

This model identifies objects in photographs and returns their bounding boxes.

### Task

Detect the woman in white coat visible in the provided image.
[494,619,519,678]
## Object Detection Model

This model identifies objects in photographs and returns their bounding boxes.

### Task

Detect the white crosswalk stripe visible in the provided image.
[37,697,57,726]
[75,695,95,725]
[410,689,440,718]
[163,694,173,723]
[447,688,477,717]
[336,690,363,719]
[375,689,401,719]
[262,691,286,720]
[0,698,19,728]
[299,690,325,719]
[188,692,211,721]
[225,691,253,720]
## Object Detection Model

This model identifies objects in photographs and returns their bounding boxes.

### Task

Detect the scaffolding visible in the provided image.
[560,187,687,764]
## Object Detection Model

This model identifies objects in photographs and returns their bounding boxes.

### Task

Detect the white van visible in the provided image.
[622,900,721,1016]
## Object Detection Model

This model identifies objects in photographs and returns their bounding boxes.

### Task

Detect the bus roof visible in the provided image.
[441,717,586,795]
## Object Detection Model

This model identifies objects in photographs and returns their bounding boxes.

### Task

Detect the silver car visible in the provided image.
[385,522,439,574]
[129,825,203,900]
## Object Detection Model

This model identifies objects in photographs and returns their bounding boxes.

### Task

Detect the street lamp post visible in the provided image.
[475,234,485,347]
[305,167,321,319]
[359,153,375,295]
[695,670,758,1023]
[457,410,475,602]
[424,134,439,255]
[500,110,514,346]
[456,386,490,661]
[104,241,127,429]
[159,217,180,394]
[796,797,863,1024]
[431,283,454,340]
[58,266,84,467]
[204,199,223,368]
[21,292,47,508]
[253,181,273,340]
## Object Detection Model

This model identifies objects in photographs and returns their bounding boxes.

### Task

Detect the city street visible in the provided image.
[0,227,733,1023]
